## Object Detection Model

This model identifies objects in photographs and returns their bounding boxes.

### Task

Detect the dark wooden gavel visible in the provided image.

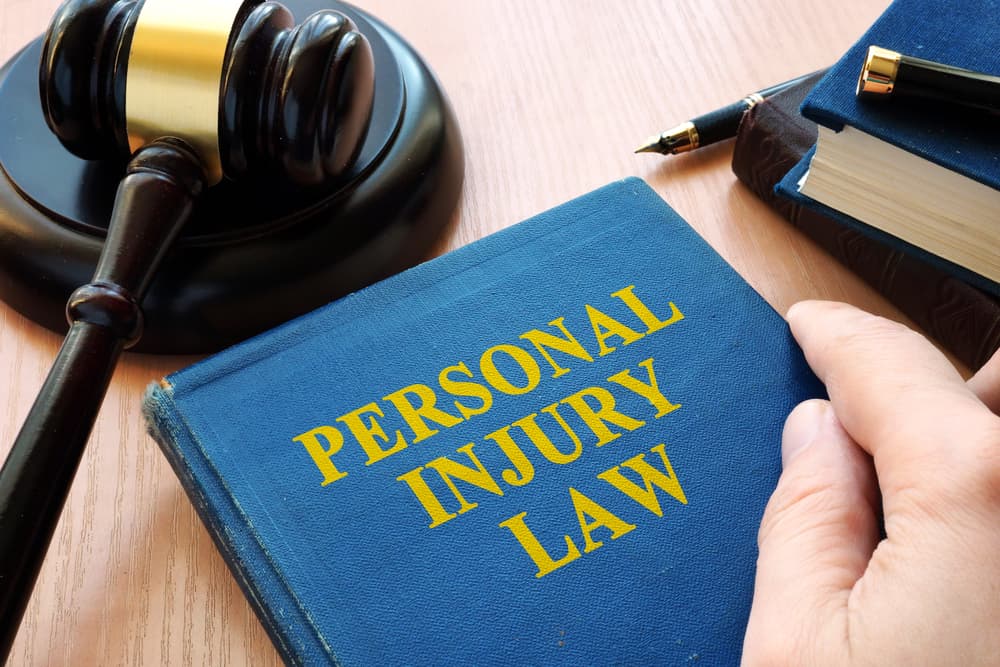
[0,0,376,657]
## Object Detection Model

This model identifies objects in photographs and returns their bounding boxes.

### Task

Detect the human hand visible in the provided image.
[742,300,1000,666]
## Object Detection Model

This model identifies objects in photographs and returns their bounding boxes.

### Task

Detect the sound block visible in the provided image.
[0,0,463,353]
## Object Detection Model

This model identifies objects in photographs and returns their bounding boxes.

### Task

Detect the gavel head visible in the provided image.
[39,0,375,187]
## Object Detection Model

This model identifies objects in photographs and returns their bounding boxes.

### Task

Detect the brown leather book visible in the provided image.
[732,73,1000,371]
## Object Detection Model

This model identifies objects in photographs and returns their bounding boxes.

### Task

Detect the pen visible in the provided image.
[635,69,826,155]
[857,45,1000,114]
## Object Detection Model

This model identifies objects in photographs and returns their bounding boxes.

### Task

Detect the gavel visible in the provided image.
[0,0,378,656]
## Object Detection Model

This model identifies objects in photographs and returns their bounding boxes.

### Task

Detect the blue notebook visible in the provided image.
[798,0,1000,189]
[777,0,1000,296]
[143,178,823,666]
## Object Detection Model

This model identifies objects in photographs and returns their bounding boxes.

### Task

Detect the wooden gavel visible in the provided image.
[0,0,377,657]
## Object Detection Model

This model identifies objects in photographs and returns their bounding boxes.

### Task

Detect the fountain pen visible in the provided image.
[635,69,825,155]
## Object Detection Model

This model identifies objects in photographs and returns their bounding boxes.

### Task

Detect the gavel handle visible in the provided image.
[0,139,206,660]
[0,321,126,655]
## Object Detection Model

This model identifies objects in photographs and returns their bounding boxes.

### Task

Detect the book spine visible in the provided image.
[732,87,1000,371]
[141,383,334,667]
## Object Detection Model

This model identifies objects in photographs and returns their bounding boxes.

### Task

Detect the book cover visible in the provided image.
[732,77,1000,370]
[798,0,1000,191]
[143,178,823,666]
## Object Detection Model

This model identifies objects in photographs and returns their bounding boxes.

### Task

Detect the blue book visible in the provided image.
[143,178,822,666]
[777,0,1000,295]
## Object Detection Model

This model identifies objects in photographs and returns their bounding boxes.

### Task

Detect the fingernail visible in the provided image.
[784,299,819,323]
[781,399,829,466]
[785,300,806,321]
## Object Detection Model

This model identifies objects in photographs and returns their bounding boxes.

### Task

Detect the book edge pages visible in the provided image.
[799,125,1000,284]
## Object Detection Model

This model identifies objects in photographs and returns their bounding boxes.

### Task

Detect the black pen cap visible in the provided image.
[857,45,1000,114]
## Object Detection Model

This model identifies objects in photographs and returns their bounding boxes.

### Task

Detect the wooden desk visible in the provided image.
[0,1,898,664]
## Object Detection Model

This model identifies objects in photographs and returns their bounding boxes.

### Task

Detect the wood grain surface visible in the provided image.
[0,0,906,664]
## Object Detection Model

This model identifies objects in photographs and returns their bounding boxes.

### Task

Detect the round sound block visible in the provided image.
[0,0,463,353]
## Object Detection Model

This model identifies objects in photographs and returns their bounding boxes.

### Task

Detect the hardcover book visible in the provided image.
[776,0,1000,294]
[143,179,823,665]
[732,74,1000,371]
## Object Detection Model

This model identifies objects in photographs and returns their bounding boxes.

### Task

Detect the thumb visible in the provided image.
[742,400,879,665]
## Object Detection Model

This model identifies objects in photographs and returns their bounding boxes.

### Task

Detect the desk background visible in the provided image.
[0,1,903,664]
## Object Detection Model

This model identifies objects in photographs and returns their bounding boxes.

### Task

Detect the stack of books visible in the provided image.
[733,0,1000,369]
[778,0,999,296]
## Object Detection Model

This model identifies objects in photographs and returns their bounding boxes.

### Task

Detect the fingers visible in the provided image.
[747,303,1000,666]
[785,301,998,504]
[743,400,879,665]
[968,349,1000,414]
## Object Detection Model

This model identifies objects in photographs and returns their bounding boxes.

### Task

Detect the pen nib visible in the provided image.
[634,135,664,154]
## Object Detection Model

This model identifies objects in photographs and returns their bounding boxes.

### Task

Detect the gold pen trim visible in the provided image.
[126,0,245,184]
[663,121,700,154]
[857,45,901,97]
